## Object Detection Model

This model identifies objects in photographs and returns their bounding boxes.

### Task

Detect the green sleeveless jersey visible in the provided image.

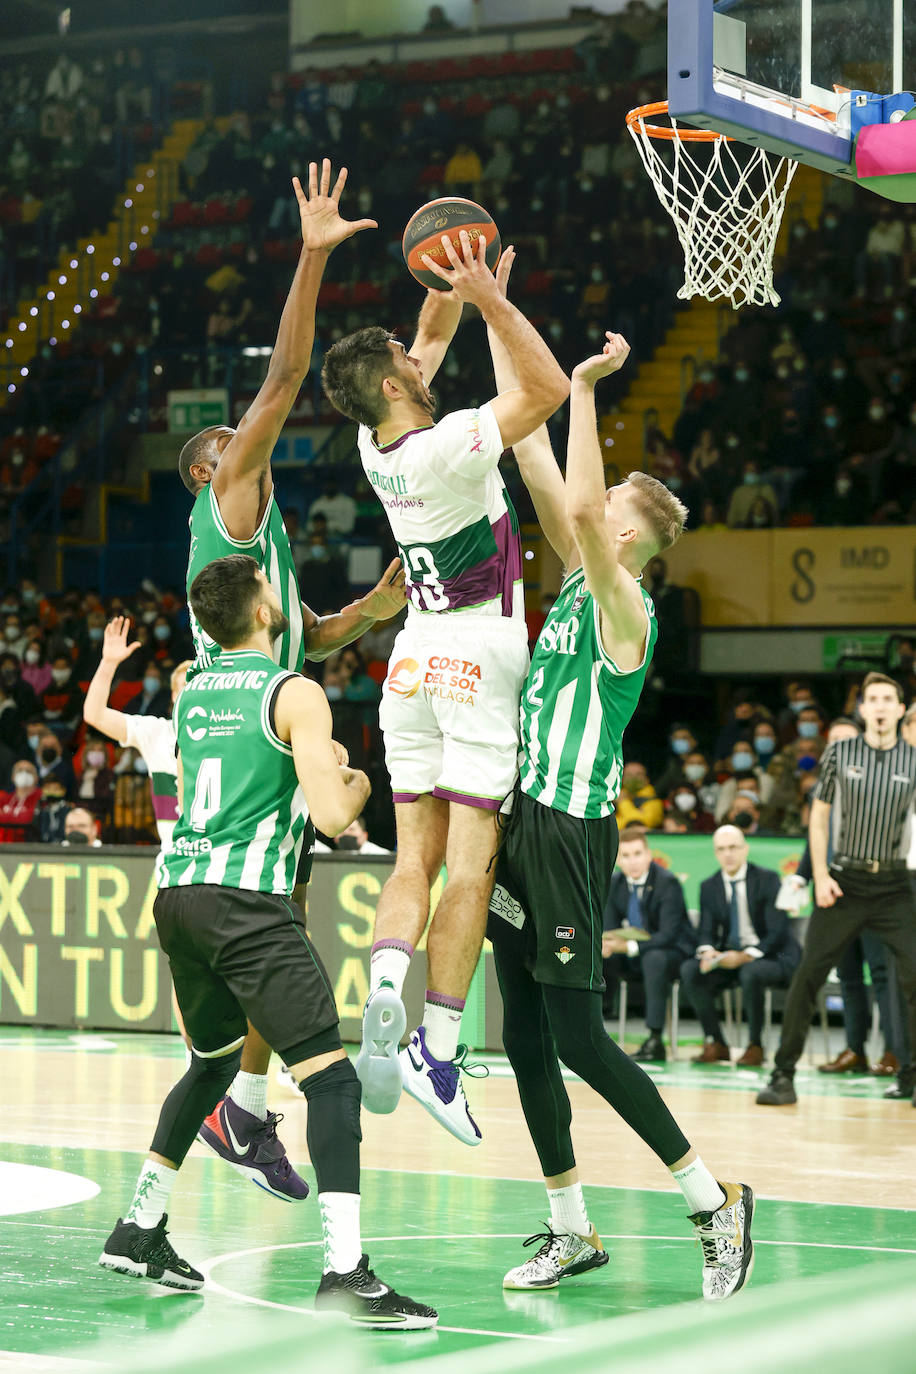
[159,651,308,894]
[187,485,305,673]
[519,566,657,819]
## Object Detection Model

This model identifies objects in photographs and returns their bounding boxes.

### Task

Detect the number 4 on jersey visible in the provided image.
[189,757,222,832]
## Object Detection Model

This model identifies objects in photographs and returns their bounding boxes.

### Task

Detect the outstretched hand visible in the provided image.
[420,229,500,309]
[102,616,142,666]
[293,159,377,253]
[571,331,631,386]
[345,557,407,623]
[494,243,516,298]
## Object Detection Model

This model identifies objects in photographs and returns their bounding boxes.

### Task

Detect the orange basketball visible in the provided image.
[402,197,501,291]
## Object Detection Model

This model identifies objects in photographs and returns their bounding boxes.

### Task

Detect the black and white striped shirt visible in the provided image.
[814,735,916,863]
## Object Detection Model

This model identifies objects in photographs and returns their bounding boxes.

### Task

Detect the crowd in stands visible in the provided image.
[1,556,912,853]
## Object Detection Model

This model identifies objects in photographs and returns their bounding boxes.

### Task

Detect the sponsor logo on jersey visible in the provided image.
[490,883,525,929]
[555,945,575,964]
[555,925,575,940]
[538,615,580,657]
[366,468,409,497]
[846,765,865,780]
[186,705,209,741]
[387,657,421,697]
[467,411,483,454]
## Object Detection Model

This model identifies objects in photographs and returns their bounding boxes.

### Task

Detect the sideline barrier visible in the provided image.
[0,837,805,1048]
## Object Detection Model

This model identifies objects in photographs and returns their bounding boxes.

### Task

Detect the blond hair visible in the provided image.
[624,471,688,554]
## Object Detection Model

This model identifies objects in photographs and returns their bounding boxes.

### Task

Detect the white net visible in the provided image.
[627,105,799,309]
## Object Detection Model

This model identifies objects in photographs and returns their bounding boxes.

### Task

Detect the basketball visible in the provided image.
[402,197,501,290]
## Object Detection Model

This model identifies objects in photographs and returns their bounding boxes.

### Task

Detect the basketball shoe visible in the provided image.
[198,1098,308,1201]
[315,1253,438,1330]
[355,984,407,1114]
[98,1215,203,1290]
[503,1224,609,1290]
[399,1027,485,1146]
[690,1181,755,1300]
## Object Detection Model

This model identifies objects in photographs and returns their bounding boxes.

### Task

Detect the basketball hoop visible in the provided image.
[626,101,800,309]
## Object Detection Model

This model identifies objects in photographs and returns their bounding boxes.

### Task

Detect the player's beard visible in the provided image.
[402,371,437,419]
[267,606,289,644]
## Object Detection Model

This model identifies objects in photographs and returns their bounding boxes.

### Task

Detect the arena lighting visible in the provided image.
[140,226,149,235]
[129,241,137,251]
[58,275,67,285]
[49,337,57,345]
[152,210,161,219]
[47,291,55,300]
[124,198,133,208]
[604,437,615,447]
[153,364,163,375]
[100,272,109,282]
[86,244,95,254]
[146,167,154,176]
[524,549,535,561]
[615,420,625,429]
[70,258,78,268]
[73,304,82,314]
[5,339,12,347]
[20,367,28,377]
[113,257,121,266]
[61,320,70,329]
[136,184,144,192]
[89,289,98,298]
[29,307,37,316]
[242,346,272,356]
[7,384,15,393]
[17,322,26,331]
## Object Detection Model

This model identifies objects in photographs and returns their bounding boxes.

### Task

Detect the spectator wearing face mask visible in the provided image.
[0,759,41,842]
[682,749,720,813]
[1,612,27,659]
[20,638,52,696]
[75,732,116,825]
[822,464,867,525]
[334,815,390,854]
[725,461,780,529]
[0,652,39,718]
[74,609,108,679]
[789,704,825,748]
[62,806,103,847]
[125,661,170,718]
[615,762,665,831]
[725,793,764,836]
[713,689,765,765]
[715,742,775,822]
[775,680,819,747]
[665,782,715,834]
[35,731,75,797]
[653,724,698,798]
[39,655,83,727]
[35,779,70,844]
[761,735,826,831]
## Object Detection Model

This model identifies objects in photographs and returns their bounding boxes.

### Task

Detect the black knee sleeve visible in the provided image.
[150,1046,242,1166]
[300,1058,362,1194]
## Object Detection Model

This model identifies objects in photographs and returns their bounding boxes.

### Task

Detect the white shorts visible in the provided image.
[379,614,530,811]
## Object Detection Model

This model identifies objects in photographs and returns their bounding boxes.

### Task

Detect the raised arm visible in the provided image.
[408,288,463,386]
[213,159,376,538]
[566,332,648,664]
[274,676,370,834]
[301,557,406,662]
[420,230,569,449]
[486,247,576,566]
[82,617,142,745]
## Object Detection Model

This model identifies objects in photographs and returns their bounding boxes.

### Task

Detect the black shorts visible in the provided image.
[154,884,339,1063]
[486,790,618,992]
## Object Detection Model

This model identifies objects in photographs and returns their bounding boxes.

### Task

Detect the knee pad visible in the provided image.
[150,1046,242,1165]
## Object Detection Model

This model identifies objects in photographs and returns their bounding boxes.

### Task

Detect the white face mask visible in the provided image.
[13,770,36,790]
[86,750,106,768]
[674,793,696,812]
[24,648,40,665]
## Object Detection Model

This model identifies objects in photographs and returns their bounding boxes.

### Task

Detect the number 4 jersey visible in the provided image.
[357,404,523,622]
[158,651,308,894]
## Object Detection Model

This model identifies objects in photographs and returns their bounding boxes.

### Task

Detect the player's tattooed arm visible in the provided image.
[214,159,376,539]
[301,557,406,661]
[408,288,463,386]
[486,247,577,567]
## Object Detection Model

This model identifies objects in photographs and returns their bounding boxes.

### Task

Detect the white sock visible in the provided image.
[422,996,464,1062]
[228,1070,268,1120]
[671,1157,727,1214]
[369,944,412,998]
[319,1191,362,1275]
[547,1181,591,1237]
[126,1160,176,1229]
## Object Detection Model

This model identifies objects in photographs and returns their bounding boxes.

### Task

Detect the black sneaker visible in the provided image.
[98,1214,203,1290]
[315,1253,438,1330]
[631,1033,666,1063]
[756,1071,797,1105]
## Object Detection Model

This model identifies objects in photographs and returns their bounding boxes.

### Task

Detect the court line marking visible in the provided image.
[200,1229,916,1342]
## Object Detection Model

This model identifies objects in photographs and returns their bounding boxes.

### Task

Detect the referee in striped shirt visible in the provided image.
[758,672,916,1105]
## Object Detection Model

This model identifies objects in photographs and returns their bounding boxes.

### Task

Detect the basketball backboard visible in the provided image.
[668,0,913,180]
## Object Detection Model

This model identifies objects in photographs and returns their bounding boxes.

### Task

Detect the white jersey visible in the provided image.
[123,714,177,847]
[357,403,523,621]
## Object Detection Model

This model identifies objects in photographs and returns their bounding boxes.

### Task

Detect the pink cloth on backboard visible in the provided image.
[856,121,916,178]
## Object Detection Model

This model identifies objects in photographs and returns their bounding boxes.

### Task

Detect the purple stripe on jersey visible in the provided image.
[372,425,435,454]
[435,509,522,616]
[393,791,424,804]
[152,794,179,820]
[432,785,502,811]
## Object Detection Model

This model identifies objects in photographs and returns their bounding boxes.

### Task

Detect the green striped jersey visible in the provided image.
[159,651,307,894]
[187,485,304,673]
[519,566,657,819]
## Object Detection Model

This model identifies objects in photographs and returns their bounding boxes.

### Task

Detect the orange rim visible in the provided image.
[626,100,729,142]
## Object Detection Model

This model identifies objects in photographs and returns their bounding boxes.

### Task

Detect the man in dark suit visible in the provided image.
[603,826,696,1062]
[680,825,802,1066]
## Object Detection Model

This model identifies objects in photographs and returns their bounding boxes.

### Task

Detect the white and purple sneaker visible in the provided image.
[399,1027,486,1146]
